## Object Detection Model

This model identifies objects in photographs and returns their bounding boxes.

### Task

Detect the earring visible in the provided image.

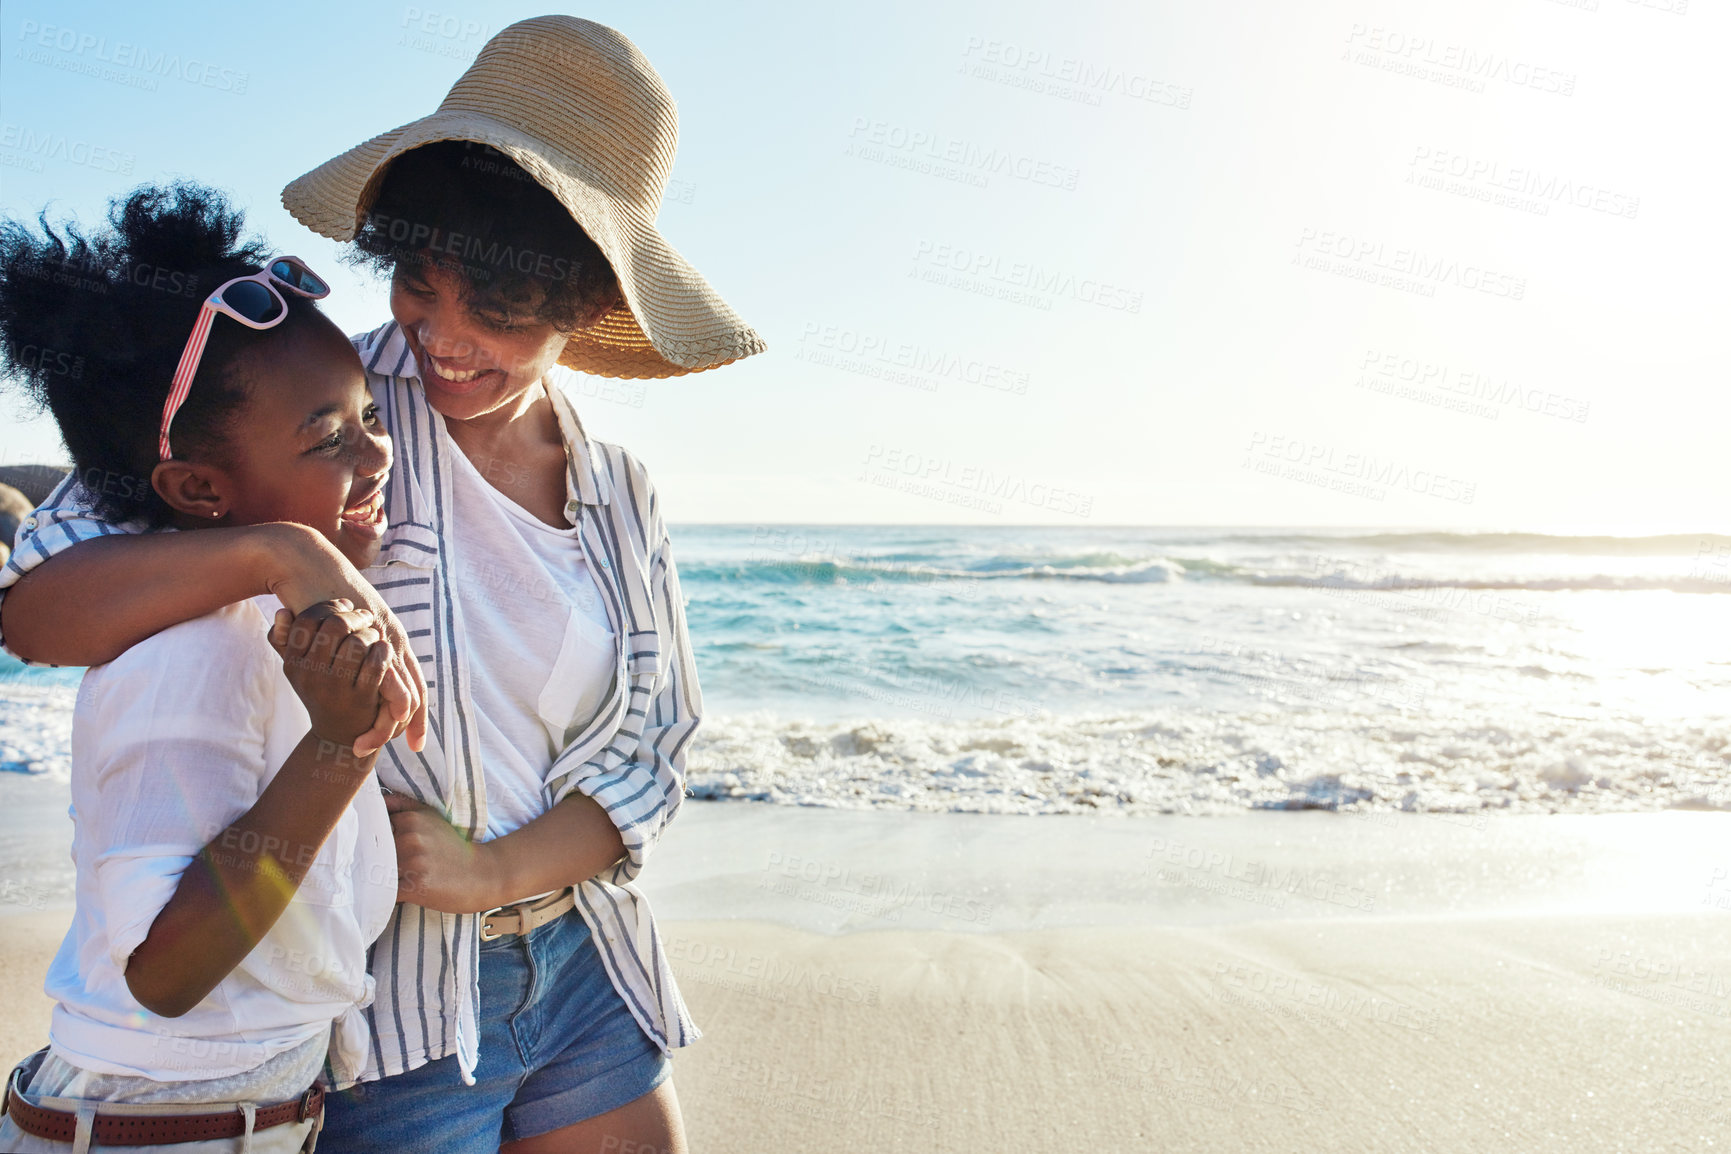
[211,510,221,518]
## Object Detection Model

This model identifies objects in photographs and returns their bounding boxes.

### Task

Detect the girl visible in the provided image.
[0,185,397,1152]
[0,16,763,1154]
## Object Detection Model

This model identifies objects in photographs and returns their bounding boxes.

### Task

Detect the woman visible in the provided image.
[0,184,396,1153]
[0,16,765,1153]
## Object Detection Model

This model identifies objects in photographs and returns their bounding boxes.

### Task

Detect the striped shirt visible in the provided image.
[0,320,702,1084]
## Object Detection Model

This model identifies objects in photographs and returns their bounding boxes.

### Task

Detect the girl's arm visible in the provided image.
[123,605,390,1018]
[2,522,425,755]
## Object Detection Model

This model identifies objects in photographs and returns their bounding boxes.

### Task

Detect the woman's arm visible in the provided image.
[2,522,425,755]
[6,524,307,663]
[377,455,699,910]
[546,516,703,875]
[382,515,695,911]
[124,607,389,1018]
[384,792,624,913]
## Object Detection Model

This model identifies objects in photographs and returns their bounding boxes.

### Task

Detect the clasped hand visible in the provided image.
[268,599,389,753]
[272,599,503,912]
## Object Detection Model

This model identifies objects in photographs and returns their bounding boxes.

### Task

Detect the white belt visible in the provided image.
[478,887,577,942]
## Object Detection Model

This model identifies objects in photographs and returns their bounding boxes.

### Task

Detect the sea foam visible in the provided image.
[685,708,1730,816]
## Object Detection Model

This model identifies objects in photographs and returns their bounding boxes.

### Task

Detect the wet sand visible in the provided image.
[4,808,1729,1151]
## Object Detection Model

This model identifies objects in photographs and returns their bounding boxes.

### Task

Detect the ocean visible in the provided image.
[3,526,1728,823]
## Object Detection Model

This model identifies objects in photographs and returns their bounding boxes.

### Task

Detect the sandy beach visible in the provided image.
[5,808,1729,1151]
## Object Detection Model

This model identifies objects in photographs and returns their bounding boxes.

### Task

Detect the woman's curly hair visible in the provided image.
[0,182,322,525]
[348,140,623,331]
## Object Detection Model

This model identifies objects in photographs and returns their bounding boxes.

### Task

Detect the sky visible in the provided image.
[0,0,1724,529]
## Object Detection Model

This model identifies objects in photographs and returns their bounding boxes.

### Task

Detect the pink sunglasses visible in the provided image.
[158,256,331,461]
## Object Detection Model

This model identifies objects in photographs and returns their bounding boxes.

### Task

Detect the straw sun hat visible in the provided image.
[281,15,764,379]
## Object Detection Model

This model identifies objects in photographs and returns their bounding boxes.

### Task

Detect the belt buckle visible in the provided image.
[478,899,529,942]
[479,889,570,942]
[296,1085,321,1123]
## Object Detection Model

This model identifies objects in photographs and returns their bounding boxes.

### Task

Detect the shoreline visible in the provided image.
[5,803,1728,927]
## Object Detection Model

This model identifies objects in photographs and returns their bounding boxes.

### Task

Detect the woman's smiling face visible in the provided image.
[389,258,573,423]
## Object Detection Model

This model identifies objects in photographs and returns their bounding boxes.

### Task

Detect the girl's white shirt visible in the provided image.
[44,594,397,1088]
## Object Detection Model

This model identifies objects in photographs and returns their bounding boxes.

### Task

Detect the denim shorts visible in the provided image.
[315,906,669,1153]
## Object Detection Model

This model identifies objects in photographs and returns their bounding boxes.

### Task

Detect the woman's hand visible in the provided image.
[385,793,502,913]
[261,522,428,756]
[386,791,630,916]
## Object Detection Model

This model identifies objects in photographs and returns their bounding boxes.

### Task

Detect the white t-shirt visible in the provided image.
[47,595,397,1087]
[447,440,618,840]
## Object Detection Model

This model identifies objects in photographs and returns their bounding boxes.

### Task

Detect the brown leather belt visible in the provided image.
[479,886,577,942]
[3,1065,323,1146]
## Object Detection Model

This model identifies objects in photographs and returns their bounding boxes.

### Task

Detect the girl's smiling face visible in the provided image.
[153,318,393,569]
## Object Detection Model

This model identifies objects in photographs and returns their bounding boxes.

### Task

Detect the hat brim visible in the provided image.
[281,112,765,380]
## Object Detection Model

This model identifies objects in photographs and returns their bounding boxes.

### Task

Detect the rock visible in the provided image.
[0,464,70,507]
[0,481,35,566]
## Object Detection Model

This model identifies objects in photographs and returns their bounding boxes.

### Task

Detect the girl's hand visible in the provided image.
[265,524,428,757]
[268,601,390,751]
[385,793,502,913]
